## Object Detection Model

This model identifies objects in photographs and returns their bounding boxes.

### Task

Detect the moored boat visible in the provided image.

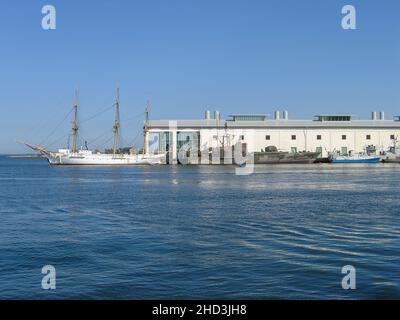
[46,149,164,165]
[21,88,165,165]
[381,138,400,163]
[328,150,381,163]
[254,146,320,164]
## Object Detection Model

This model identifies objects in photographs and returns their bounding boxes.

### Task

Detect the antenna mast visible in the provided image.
[71,89,79,153]
[144,100,150,155]
[112,87,120,155]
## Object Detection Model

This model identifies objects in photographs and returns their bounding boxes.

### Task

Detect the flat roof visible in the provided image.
[148,119,400,129]
[229,114,269,117]
[314,114,354,117]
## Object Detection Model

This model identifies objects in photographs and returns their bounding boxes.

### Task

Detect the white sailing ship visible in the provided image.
[21,89,165,165]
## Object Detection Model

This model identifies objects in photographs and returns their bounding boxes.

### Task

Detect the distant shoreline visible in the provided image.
[7,154,43,158]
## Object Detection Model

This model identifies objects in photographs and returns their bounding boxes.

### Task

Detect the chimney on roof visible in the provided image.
[214,110,220,121]
[205,110,211,120]
[275,111,280,120]
[371,111,377,120]
[380,111,385,120]
[283,110,289,120]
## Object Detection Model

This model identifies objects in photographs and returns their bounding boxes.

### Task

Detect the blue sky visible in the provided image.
[0,0,399,153]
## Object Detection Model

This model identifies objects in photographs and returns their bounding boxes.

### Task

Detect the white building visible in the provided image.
[146,110,400,163]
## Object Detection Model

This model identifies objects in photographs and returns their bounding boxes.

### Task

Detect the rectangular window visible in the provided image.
[317,135,322,140]
[291,147,297,153]
[366,135,371,140]
[341,147,348,155]
[342,135,347,140]
[240,135,244,141]
[391,134,395,140]
[265,135,270,140]
[291,135,296,140]
[316,147,322,156]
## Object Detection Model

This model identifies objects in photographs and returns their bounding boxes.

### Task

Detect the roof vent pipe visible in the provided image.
[205,110,211,120]
[283,110,288,120]
[371,111,377,120]
[380,111,385,120]
[275,111,280,120]
[214,110,220,121]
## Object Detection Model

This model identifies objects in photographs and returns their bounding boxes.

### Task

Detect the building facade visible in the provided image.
[145,111,400,163]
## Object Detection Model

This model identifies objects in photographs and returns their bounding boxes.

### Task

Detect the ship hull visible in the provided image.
[381,157,400,163]
[330,157,381,164]
[254,151,320,164]
[47,153,165,165]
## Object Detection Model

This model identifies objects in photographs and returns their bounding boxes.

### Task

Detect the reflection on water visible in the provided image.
[0,157,399,299]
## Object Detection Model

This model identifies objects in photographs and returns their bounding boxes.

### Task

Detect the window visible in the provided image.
[366,135,371,140]
[232,115,267,121]
[240,135,244,141]
[391,134,395,140]
[265,135,270,140]
[291,135,296,140]
[318,115,351,122]
[317,135,322,140]
[291,147,297,153]
[316,147,322,156]
[342,135,347,140]
[341,147,348,155]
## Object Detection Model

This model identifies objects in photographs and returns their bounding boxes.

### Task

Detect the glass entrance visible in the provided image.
[177,131,200,164]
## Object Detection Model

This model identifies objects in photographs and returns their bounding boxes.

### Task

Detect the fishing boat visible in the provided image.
[21,89,165,165]
[381,137,400,163]
[254,146,320,164]
[328,150,381,163]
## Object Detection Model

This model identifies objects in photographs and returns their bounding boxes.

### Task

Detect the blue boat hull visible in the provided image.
[331,157,381,163]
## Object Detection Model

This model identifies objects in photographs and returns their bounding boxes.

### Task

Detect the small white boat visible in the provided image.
[381,138,400,163]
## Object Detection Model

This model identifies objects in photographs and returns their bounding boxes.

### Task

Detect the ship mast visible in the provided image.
[112,87,120,155]
[143,100,150,155]
[71,90,79,153]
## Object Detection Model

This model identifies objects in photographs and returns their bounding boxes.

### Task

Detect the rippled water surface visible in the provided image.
[0,156,399,299]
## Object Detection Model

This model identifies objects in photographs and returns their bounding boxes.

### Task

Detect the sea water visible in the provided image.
[0,156,399,299]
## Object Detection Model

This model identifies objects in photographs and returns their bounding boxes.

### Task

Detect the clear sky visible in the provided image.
[0,0,399,153]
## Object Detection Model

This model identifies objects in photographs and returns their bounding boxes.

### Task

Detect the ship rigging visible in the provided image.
[20,88,165,165]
